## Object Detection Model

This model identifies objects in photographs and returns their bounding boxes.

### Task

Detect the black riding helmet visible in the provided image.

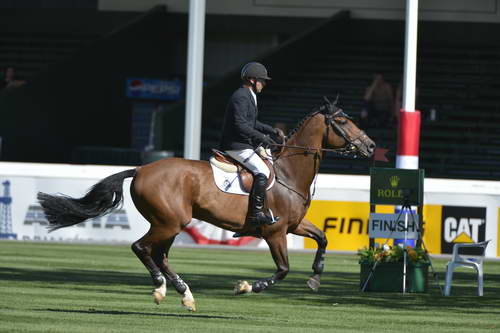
[240,62,271,81]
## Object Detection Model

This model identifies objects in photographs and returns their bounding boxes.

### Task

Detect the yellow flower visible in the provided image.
[407,249,418,261]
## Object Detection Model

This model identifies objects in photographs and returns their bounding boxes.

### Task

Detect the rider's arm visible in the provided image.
[232,96,269,144]
[255,120,275,135]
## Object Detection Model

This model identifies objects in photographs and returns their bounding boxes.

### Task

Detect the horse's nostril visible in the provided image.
[369,143,376,151]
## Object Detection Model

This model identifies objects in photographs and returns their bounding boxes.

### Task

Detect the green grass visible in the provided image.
[0,241,499,332]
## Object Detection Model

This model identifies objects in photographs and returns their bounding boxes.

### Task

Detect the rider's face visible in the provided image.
[255,79,266,93]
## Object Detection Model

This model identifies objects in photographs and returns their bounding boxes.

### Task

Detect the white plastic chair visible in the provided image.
[444,240,490,296]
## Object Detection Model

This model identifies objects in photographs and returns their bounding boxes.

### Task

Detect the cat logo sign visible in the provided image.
[440,206,486,254]
[443,217,483,243]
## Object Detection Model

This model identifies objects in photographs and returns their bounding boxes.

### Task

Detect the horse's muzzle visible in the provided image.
[358,139,376,158]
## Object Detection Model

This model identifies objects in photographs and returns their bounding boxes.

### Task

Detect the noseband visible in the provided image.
[323,108,368,158]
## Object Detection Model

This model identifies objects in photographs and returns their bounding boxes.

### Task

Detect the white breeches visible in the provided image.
[226,148,270,178]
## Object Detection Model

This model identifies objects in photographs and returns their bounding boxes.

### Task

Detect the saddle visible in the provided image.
[210,149,274,193]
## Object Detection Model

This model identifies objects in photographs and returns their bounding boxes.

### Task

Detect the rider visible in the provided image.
[219,62,282,227]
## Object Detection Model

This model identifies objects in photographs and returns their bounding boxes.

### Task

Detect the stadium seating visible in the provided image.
[3,8,500,180]
[0,33,95,81]
[232,23,500,179]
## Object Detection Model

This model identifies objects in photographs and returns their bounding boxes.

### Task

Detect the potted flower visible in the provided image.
[358,244,430,293]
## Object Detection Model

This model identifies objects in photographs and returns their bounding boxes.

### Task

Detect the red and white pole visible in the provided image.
[396,0,420,169]
[397,0,421,295]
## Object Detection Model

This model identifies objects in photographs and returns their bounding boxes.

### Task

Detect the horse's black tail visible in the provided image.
[38,169,136,231]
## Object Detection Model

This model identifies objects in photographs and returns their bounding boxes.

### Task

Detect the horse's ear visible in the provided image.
[333,93,340,105]
[323,96,331,105]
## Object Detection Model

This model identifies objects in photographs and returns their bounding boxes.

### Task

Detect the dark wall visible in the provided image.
[0,8,323,163]
[157,16,500,153]
[332,19,500,47]
[0,7,180,162]
[1,6,499,163]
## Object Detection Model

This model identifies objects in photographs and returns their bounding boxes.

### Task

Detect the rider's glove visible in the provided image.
[260,134,277,148]
[272,128,285,145]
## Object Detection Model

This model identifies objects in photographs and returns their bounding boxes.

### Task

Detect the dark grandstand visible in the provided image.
[1,3,500,180]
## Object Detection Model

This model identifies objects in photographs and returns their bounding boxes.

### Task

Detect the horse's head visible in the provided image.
[319,96,376,158]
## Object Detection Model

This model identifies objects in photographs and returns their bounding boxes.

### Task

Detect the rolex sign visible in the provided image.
[370,168,424,205]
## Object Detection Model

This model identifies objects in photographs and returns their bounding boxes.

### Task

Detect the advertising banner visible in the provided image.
[370,168,424,205]
[440,205,486,255]
[0,176,148,242]
[126,78,182,100]
[1,163,499,257]
[304,199,495,257]
[0,164,300,249]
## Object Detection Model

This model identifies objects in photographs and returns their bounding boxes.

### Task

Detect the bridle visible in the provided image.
[272,97,368,158]
[270,97,369,205]
[322,105,370,159]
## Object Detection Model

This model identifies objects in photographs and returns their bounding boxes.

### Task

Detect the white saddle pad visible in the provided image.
[209,157,275,196]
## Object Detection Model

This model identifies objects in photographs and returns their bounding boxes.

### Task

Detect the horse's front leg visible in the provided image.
[290,218,327,291]
[234,231,289,294]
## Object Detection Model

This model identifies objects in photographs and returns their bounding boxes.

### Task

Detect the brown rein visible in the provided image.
[269,143,323,207]
[269,129,368,158]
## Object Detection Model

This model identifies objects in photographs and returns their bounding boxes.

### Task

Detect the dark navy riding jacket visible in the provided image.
[219,87,275,150]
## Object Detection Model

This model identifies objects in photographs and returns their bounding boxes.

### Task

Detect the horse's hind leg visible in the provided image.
[290,218,327,291]
[131,232,168,303]
[152,237,196,311]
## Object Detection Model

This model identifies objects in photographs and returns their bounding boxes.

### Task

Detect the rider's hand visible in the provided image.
[260,134,277,148]
[273,128,285,144]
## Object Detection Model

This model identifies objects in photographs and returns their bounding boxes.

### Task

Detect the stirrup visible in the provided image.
[247,209,280,226]
[233,228,263,238]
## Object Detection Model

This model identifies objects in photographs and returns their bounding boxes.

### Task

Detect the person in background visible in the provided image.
[361,73,394,127]
[0,67,25,91]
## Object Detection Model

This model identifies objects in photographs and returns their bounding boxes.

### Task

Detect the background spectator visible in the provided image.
[0,67,26,91]
[361,73,394,127]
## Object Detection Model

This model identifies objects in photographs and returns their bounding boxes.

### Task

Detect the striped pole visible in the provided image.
[396,0,420,170]
[396,1,421,293]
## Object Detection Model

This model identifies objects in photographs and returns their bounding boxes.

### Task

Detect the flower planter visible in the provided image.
[360,261,429,293]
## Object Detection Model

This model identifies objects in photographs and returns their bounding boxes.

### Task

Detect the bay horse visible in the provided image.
[38,97,375,312]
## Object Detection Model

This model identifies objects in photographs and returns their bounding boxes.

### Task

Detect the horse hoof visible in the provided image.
[307,276,320,292]
[182,299,197,312]
[234,280,252,295]
[152,281,167,305]
[153,291,165,305]
[181,286,196,311]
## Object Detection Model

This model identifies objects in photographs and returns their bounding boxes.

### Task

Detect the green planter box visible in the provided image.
[360,261,429,293]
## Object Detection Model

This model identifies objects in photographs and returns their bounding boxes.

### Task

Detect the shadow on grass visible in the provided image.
[3,266,500,314]
[270,270,500,314]
[40,308,243,320]
[0,266,146,288]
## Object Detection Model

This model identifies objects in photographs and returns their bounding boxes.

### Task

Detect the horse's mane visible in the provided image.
[285,110,320,141]
[284,96,343,142]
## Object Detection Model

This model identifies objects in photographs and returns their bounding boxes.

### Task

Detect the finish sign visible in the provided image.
[368,213,419,239]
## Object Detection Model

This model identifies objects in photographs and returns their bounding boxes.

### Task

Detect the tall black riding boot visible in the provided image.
[246,173,278,226]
